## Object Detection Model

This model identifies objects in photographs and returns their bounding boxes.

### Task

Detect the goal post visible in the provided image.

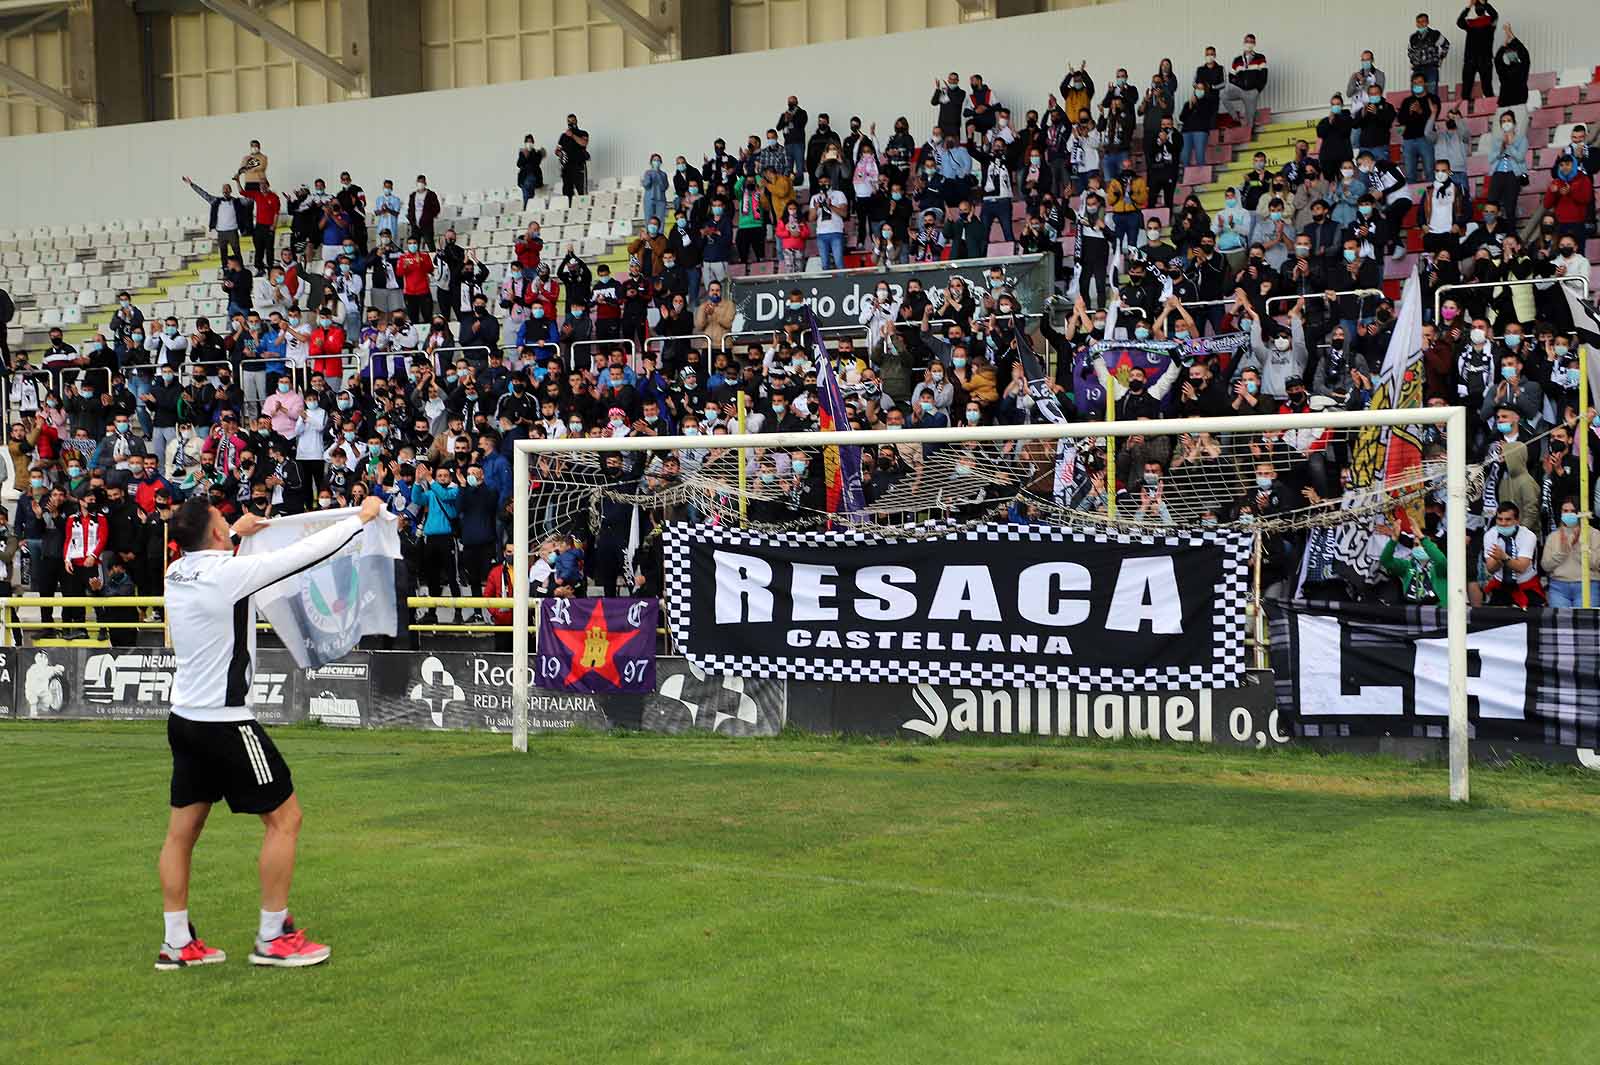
[511,406,1471,801]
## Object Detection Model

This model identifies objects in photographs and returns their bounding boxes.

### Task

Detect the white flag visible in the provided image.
[237,508,403,669]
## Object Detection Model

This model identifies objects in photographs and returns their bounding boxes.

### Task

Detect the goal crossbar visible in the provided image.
[511,406,1472,802]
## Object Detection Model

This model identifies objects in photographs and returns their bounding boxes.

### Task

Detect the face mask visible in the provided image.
[532,307,545,320]
[1504,334,1522,349]
[1357,205,1374,218]
[1496,420,1513,435]
[1502,122,1514,132]
[1562,512,1581,528]
[1255,476,1272,490]
[1134,327,1151,341]
[712,206,724,217]
[1341,168,1354,179]
[1499,365,1517,381]
[115,422,129,433]
[1224,197,1236,208]
[1295,245,1311,257]
[1274,337,1291,351]
[759,472,775,485]
[1470,328,1488,345]
[1245,381,1259,395]
[1343,249,1358,263]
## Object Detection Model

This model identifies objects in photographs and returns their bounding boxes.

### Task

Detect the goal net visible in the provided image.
[511,409,1473,800]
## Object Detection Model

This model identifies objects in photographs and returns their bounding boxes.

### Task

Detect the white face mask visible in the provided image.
[1470,328,1488,345]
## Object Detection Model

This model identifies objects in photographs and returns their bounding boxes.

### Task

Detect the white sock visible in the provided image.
[164,910,192,948]
[259,909,288,942]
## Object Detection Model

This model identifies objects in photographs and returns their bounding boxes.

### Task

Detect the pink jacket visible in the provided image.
[776,218,811,251]
[262,391,304,438]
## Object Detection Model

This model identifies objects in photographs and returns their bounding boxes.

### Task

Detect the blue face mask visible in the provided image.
[532,307,545,319]
[1503,334,1522,349]
[646,224,659,236]
[1245,380,1259,395]
[1501,366,1516,379]
[1496,420,1513,434]
[1412,85,1425,95]
[1343,249,1358,263]
[1134,327,1151,340]
[891,192,902,201]
[1358,205,1373,217]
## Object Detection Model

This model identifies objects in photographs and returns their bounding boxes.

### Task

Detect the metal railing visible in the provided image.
[571,337,637,373]
[1434,276,1590,323]
[1263,289,1386,316]
[424,344,492,371]
[645,333,713,367]
[0,594,528,644]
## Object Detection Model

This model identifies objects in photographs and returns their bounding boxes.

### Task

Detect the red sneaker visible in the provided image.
[154,925,227,971]
[248,916,331,968]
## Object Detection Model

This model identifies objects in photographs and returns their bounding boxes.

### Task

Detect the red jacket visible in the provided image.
[396,251,433,296]
[63,512,108,569]
[246,189,280,227]
[1544,172,1593,226]
[486,562,513,625]
[311,324,347,378]
[514,234,544,270]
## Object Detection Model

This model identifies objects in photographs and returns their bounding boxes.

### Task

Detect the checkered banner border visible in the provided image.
[1267,602,1600,749]
[664,521,1251,692]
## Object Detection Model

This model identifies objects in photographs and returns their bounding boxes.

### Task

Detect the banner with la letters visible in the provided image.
[1268,602,1600,749]
[664,522,1251,690]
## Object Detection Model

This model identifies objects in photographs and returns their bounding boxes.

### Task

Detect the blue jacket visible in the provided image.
[702,215,734,262]
[457,482,500,546]
[553,547,585,585]
[517,317,559,347]
[414,481,460,537]
[479,448,512,506]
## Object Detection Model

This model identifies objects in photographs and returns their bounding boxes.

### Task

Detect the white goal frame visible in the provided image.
[513,407,1471,802]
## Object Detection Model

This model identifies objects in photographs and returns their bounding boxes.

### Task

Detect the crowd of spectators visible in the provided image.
[1,2,1597,632]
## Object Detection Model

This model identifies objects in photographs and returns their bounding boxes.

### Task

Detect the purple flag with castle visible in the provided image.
[536,597,658,694]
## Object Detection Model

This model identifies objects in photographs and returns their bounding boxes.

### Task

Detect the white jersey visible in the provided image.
[165,516,366,722]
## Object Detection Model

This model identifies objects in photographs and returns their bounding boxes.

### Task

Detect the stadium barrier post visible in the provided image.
[737,392,748,524]
[512,444,531,753]
[1104,386,1117,521]
[1581,344,1592,610]
[1446,404,1469,802]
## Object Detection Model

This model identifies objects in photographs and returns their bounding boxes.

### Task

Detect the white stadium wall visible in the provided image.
[1,0,1596,227]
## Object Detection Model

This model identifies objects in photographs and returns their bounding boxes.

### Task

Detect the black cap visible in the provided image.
[1286,375,1305,388]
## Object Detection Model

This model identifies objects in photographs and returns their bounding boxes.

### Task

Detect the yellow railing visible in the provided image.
[0,595,521,644]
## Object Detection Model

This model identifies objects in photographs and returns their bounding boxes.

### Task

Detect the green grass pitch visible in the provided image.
[4,721,1600,1064]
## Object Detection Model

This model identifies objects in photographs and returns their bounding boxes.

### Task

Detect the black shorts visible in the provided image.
[168,714,293,815]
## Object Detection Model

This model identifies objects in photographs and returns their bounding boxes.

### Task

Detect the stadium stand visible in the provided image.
[2,17,1599,638]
